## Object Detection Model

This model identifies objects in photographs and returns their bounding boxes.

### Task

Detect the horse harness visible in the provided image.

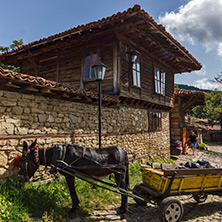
[22,146,40,181]
[47,144,127,175]
[20,144,127,180]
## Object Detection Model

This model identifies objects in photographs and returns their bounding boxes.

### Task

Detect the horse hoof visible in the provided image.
[69,206,79,214]
[120,214,126,220]
[116,207,127,215]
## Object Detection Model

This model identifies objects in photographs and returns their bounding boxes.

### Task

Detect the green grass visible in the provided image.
[150,157,175,164]
[0,162,143,222]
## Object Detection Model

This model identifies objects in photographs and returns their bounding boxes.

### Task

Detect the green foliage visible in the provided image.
[0,39,23,72]
[174,83,178,88]
[191,91,222,129]
[0,162,142,221]
[191,105,207,119]
[177,83,211,93]
[205,90,222,129]
[9,39,24,50]
[0,39,23,53]
[0,177,70,221]
[150,157,175,164]
[0,46,9,53]
[0,63,20,72]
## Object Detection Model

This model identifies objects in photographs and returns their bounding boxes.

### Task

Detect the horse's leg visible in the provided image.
[114,170,128,215]
[64,174,79,213]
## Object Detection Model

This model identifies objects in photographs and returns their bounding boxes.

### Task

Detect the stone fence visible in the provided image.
[0,90,170,179]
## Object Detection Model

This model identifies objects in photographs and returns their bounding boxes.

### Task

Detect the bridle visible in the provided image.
[19,146,40,182]
[20,155,32,182]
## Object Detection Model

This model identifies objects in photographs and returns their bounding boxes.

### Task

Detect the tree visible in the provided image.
[0,39,23,72]
[0,63,20,72]
[174,83,178,88]
[214,71,222,84]
[205,90,222,129]
[0,39,23,53]
[9,39,24,50]
[191,105,207,119]
[0,46,9,53]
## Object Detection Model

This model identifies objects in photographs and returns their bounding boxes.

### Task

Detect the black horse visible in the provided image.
[18,139,129,214]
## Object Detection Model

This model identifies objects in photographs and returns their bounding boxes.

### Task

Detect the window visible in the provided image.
[132,58,141,87]
[84,52,98,79]
[154,67,165,95]
[148,110,162,131]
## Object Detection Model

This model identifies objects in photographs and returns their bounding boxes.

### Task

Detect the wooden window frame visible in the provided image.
[132,57,141,87]
[83,51,99,81]
[154,67,165,95]
[148,110,162,131]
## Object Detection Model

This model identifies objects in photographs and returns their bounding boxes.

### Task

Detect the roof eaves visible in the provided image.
[0,4,201,70]
[0,67,120,103]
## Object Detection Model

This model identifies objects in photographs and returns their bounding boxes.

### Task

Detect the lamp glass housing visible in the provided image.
[93,61,107,80]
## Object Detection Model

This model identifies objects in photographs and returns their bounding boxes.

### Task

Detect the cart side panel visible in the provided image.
[142,169,169,194]
[142,168,222,195]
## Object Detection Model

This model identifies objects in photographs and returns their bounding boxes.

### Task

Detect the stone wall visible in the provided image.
[0,90,170,179]
[203,132,222,142]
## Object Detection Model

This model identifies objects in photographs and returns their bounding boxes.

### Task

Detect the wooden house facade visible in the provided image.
[0,5,201,110]
[0,5,202,175]
[170,89,206,153]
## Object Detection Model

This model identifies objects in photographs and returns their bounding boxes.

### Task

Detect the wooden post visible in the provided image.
[181,127,187,154]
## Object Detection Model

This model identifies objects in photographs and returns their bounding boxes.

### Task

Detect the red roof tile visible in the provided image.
[0,5,201,70]
[174,88,205,96]
[0,67,120,103]
[174,88,206,108]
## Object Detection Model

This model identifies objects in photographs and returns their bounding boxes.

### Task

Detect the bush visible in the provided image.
[198,143,208,151]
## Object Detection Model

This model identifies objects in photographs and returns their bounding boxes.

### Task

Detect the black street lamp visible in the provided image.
[92,61,107,148]
[126,50,140,63]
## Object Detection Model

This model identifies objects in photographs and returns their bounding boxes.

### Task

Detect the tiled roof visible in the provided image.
[0,67,120,103]
[0,5,201,71]
[174,88,205,96]
[194,123,221,131]
[174,88,206,109]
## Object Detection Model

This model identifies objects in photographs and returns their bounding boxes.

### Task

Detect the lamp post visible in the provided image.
[126,50,140,63]
[92,61,107,148]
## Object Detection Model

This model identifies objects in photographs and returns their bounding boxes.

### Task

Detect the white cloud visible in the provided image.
[194,65,206,76]
[218,43,222,57]
[194,78,222,90]
[159,0,222,57]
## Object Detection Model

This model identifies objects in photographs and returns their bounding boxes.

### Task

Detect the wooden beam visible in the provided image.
[40,87,54,94]
[116,33,177,73]
[4,81,20,88]
[56,51,60,82]
[39,55,57,63]
[0,78,10,85]
[23,86,39,92]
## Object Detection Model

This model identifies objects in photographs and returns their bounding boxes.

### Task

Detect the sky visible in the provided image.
[0,0,222,90]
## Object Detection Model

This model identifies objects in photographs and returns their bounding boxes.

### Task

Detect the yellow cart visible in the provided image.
[133,165,222,222]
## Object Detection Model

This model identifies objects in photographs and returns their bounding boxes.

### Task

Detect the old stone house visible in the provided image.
[0,5,201,178]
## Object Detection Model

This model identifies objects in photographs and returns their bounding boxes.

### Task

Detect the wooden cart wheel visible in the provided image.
[159,197,184,222]
[192,194,208,203]
[133,182,148,205]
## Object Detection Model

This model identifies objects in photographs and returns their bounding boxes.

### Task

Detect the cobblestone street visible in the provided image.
[70,144,222,222]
